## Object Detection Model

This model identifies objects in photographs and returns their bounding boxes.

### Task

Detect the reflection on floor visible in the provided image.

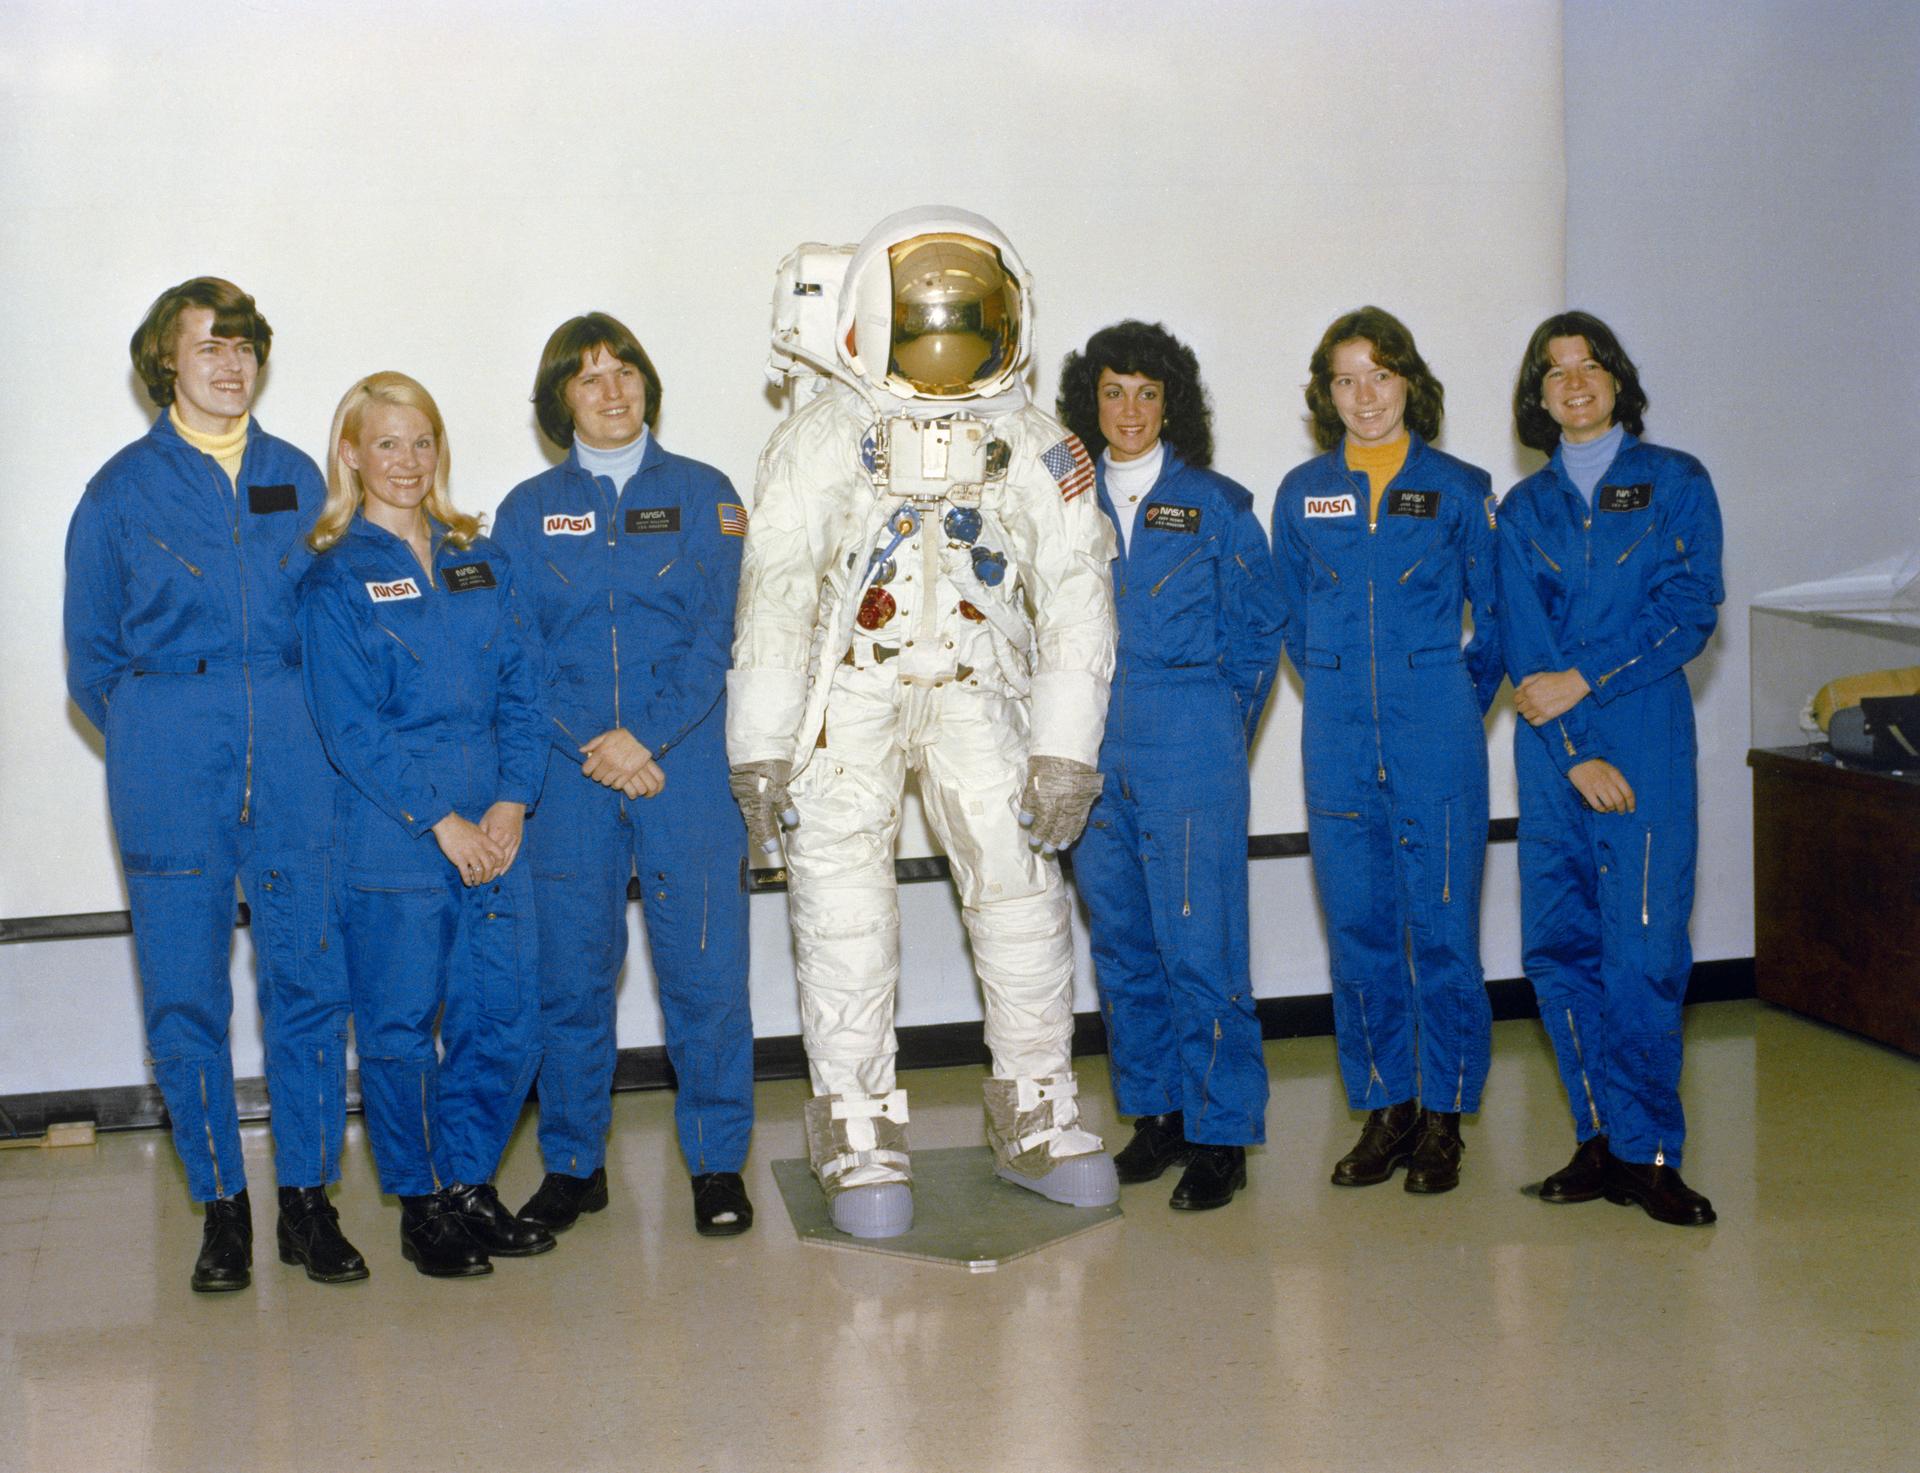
[1,1000,1915,1473]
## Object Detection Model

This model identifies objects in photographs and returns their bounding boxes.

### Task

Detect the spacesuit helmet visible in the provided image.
[839,206,1033,402]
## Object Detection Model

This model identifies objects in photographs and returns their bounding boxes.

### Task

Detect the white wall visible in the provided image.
[0,0,1563,1095]
[1562,0,1920,967]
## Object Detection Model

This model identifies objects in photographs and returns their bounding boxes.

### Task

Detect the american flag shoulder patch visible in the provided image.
[718,502,749,537]
[1042,434,1095,501]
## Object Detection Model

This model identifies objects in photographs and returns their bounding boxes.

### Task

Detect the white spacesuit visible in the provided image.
[728,207,1119,1238]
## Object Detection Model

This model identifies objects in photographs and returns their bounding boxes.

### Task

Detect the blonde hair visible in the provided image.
[308,371,483,552]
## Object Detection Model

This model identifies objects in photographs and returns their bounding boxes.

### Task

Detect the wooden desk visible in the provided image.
[1748,746,1920,1056]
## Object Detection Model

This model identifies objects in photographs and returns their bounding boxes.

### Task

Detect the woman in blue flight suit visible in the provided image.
[300,371,553,1276]
[492,314,754,1238]
[1498,312,1723,1227]
[64,277,361,1292]
[1272,307,1502,1195]
[1057,321,1286,1210]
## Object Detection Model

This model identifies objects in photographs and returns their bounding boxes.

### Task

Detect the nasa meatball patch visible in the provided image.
[543,510,595,535]
[443,561,497,592]
[1304,493,1357,519]
[1386,489,1440,519]
[365,577,422,602]
[1143,503,1201,534]
[1598,483,1653,513]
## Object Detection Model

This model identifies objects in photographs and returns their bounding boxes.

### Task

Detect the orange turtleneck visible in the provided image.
[1345,433,1409,530]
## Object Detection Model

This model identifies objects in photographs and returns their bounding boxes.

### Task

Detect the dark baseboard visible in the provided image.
[0,958,1756,1141]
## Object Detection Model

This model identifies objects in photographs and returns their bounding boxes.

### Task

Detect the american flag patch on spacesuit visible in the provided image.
[1043,435,1095,501]
[717,503,749,536]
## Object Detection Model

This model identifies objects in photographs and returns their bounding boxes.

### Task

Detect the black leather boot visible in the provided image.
[276,1186,370,1283]
[1403,1110,1464,1194]
[1539,1135,1609,1204]
[1169,1144,1247,1211]
[399,1191,493,1278]
[446,1182,557,1257]
[517,1168,610,1232]
[1113,1111,1192,1184]
[191,1188,253,1293]
[1330,1099,1421,1187]
[691,1172,754,1237]
[1602,1150,1717,1226]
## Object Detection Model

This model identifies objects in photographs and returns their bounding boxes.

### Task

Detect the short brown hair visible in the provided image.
[530,312,662,449]
[129,277,273,409]
[1512,310,1648,452]
[1303,306,1444,453]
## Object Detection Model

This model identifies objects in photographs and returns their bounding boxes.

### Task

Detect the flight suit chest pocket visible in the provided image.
[131,523,212,591]
[1144,526,1217,655]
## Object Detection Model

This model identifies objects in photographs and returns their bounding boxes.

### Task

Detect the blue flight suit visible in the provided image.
[1073,449,1285,1146]
[1272,433,1502,1114]
[64,414,349,1202]
[492,435,753,1178]
[298,519,548,1195]
[1496,435,1723,1168]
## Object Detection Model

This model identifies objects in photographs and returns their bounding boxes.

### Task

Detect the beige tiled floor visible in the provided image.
[2,1000,1915,1472]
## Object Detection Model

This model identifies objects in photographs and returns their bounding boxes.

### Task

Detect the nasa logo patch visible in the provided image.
[366,577,422,602]
[1304,493,1357,519]
[543,511,595,536]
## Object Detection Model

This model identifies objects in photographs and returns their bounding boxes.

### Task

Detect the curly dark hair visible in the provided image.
[531,311,663,449]
[1303,306,1443,452]
[1512,310,1648,452]
[1056,320,1213,467]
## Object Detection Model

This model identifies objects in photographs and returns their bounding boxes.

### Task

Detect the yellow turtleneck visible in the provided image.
[1345,433,1409,530]
[170,405,250,492]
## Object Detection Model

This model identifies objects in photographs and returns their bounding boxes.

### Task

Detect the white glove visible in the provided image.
[728,759,798,863]
[1017,755,1104,854]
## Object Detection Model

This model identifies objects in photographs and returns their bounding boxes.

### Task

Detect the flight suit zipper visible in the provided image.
[1564,1007,1602,1132]
[1615,525,1654,565]
[1303,539,1341,585]
[604,485,624,730]
[1442,802,1451,904]
[1367,581,1384,783]
[1528,536,1561,573]
[544,558,571,584]
[1594,625,1680,689]
[1197,1017,1221,1122]
[232,505,256,826]
[1641,828,1652,926]
[317,1046,328,1180]
[1182,819,1192,917]
[146,532,203,576]
[377,623,424,662]
[1148,538,1211,596]
[420,1072,440,1189]
[199,1067,224,1199]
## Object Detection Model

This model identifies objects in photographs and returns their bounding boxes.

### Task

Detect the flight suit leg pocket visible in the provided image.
[471,869,533,1021]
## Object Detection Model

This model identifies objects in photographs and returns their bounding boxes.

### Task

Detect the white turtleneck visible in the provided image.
[1104,440,1164,555]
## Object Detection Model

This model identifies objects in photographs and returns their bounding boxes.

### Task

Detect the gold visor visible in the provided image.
[885,233,1022,397]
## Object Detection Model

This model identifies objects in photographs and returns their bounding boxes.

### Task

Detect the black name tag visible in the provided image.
[248,483,298,514]
[1598,483,1652,512]
[443,561,497,592]
[1142,503,1201,534]
[625,507,680,534]
[1386,489,1441,519]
